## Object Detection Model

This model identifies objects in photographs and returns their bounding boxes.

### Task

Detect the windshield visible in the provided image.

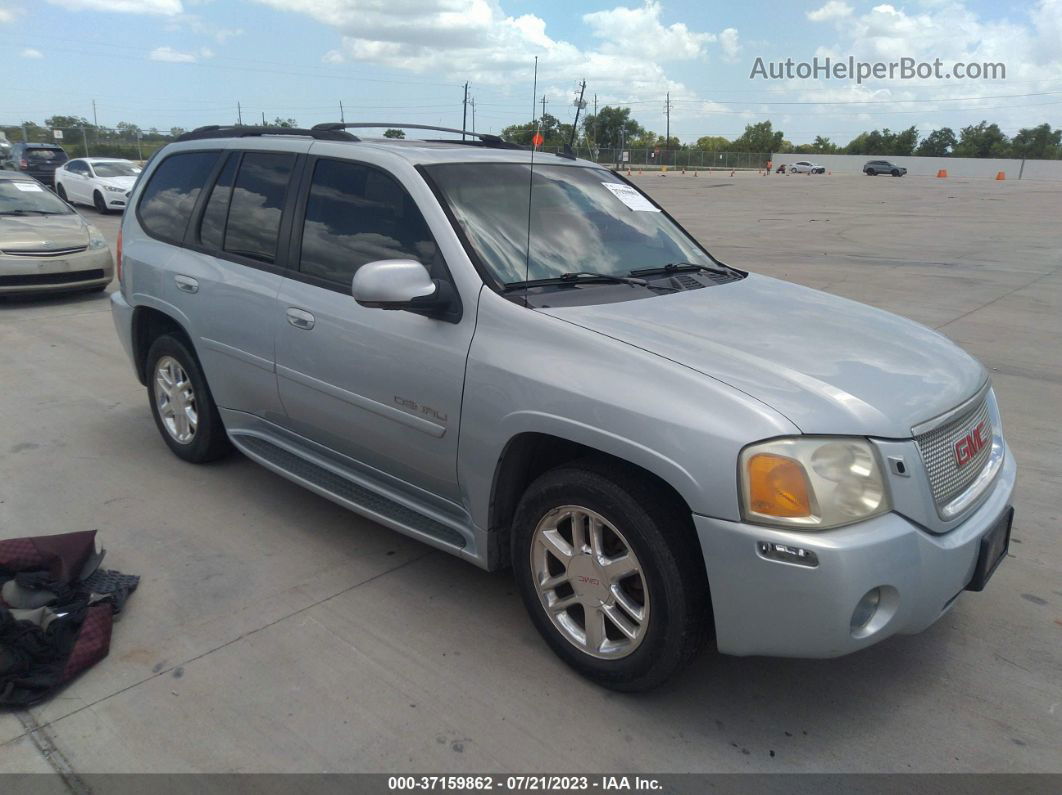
[424,163,714,286]
[92,161,139,178]
[0,180,74,214]
[25,148,67,163]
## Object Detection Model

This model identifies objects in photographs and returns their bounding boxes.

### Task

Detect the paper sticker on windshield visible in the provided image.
[601,182,660,212]
[14,182,44,192]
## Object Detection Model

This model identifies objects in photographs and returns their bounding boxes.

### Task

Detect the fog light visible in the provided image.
[756,541,819,568]
[851,588,882,631]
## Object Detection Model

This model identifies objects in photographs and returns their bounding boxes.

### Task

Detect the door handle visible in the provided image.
[286,307,315,330]
[174,275,199,294]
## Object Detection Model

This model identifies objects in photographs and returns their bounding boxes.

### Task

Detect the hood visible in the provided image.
[541,273,986,438]
[97,176,137,191]
[0,213,89,252]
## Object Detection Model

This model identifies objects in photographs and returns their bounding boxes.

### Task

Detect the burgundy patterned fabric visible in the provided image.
[1,530,137,706]
[61,605,113,681]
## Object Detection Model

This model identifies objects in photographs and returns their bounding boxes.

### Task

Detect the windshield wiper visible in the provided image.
[628,262,738,278]
[505,271,646,290]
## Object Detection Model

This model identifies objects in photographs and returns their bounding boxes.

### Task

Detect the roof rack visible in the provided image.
[175,125,359,143]
[311,122,524,149]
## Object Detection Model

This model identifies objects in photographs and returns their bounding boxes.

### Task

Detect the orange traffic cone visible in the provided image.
[996,171,1005,180]
[937,169,948,178]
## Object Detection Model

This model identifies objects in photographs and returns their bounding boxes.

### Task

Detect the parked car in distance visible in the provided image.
[788,160,826,174]
[0,171,113,295]
[0,133,11,159]
[864,160,908,176]
[1,142,70,187]
[55,158,141,214]
[111,123,1015,691]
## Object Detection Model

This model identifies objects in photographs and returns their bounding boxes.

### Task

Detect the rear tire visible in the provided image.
[511,460,710,691]
[145,334,231,463]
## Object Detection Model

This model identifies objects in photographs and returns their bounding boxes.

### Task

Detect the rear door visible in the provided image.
[273,155,476,502]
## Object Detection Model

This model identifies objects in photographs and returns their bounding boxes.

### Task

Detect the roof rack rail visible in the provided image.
[311,122,523,149]
[175,125,359,143]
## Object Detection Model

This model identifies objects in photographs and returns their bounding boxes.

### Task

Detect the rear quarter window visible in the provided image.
[137,151,220,243]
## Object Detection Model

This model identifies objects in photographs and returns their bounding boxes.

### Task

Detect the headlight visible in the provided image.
[87,226,107,249]
[739,437,890,529]
[104,185,125,192]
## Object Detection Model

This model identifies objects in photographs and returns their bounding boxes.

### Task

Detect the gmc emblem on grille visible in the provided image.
[954,420,988,468]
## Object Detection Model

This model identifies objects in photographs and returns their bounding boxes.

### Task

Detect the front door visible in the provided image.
[274,156,475,503]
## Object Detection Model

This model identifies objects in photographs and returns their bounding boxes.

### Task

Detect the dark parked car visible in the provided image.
[864,160,907,176]
[2,142,70,187]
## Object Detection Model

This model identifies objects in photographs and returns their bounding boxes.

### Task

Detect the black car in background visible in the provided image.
[1,142,70,187]
[864,160,907,176]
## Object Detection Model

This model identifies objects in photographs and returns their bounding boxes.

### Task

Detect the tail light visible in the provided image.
[116,228,123,284]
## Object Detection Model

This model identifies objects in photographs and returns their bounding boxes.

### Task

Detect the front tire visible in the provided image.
[56,183,69,203]
[891,169,900,177]
[511,460,710,691]
[93,191,109,214]
[145,334,231,463]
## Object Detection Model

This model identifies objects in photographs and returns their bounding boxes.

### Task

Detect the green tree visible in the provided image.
[915,127,957,157]
[695,135,730,151]
[1009,123,1062,159]
[264,117,298,128]
[502,113,574,147]
[729,121,784,153]
[580,106,644,149]
[115,121,142,140]
[383,128,405,139]
[952,121,1009,158]
[811,135,839,154]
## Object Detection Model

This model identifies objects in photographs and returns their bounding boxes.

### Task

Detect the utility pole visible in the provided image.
[462,81,469,140]
[92,99,98,128]
[262,111,266,125]
[237,102,243,126]
[540,94,547,120]
[569,79,586,150]
[339,100,345,123]
[664,91,673,165]
[470,97,476,133]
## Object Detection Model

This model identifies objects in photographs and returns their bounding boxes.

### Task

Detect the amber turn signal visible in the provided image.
[746,453,813,518]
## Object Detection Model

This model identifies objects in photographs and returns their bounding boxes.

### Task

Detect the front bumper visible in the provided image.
[0,248,113,294]
[102,191,129,209]
[695,444,1016,658]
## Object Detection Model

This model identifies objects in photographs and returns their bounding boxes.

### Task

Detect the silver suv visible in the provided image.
[111,124,1015,690]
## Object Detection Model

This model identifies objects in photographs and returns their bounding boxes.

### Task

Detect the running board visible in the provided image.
[231,433,468,551]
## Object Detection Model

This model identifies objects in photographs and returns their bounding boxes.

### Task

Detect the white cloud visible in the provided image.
[583,1,716,61]
[149,45,213,62]
[46,0,182,12]
[807,1,853,23]
[250,0,737,102]
[21,47,43,58]
[166,13,243,42]
[719,27,740,61]
[0,3,18,23]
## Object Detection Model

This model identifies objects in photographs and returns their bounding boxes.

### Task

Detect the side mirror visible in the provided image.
[352,259,461,322]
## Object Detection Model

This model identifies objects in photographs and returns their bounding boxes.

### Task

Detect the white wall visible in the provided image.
[770,153,1062,180]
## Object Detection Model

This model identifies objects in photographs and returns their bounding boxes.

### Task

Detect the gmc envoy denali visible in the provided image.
[111,123,1015,690]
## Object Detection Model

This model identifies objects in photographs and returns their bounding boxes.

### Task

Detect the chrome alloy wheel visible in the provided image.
[154,355,198,444]
[530,505,650,659]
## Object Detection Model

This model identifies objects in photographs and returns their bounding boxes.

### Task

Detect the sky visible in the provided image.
[1,0,1061,145]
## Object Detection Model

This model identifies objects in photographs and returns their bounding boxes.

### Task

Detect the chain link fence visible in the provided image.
[1,125,175,162]
[538,146,772,171]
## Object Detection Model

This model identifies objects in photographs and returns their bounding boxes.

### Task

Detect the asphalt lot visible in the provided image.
[0,174,1059,775]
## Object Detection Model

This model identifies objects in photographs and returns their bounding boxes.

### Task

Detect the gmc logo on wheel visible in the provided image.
[954,420,989,468]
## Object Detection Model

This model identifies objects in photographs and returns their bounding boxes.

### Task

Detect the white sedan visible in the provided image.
[54,158,141,214]
[787,160,826,174]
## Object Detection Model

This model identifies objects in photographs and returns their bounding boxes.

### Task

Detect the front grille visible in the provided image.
[914,397,993,510]
[1,245,89,257]
[0,268,105,286]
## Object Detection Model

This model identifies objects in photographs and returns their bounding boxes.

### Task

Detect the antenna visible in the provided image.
[524,56,538,308]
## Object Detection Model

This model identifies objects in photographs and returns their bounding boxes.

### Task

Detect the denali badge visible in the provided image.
[955,420,988,468]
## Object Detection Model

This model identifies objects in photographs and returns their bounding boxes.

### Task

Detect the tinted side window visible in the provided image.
[223,152,295,264]
[199,153,238,251]
[138,151,219,242]
[299,159,438,286]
